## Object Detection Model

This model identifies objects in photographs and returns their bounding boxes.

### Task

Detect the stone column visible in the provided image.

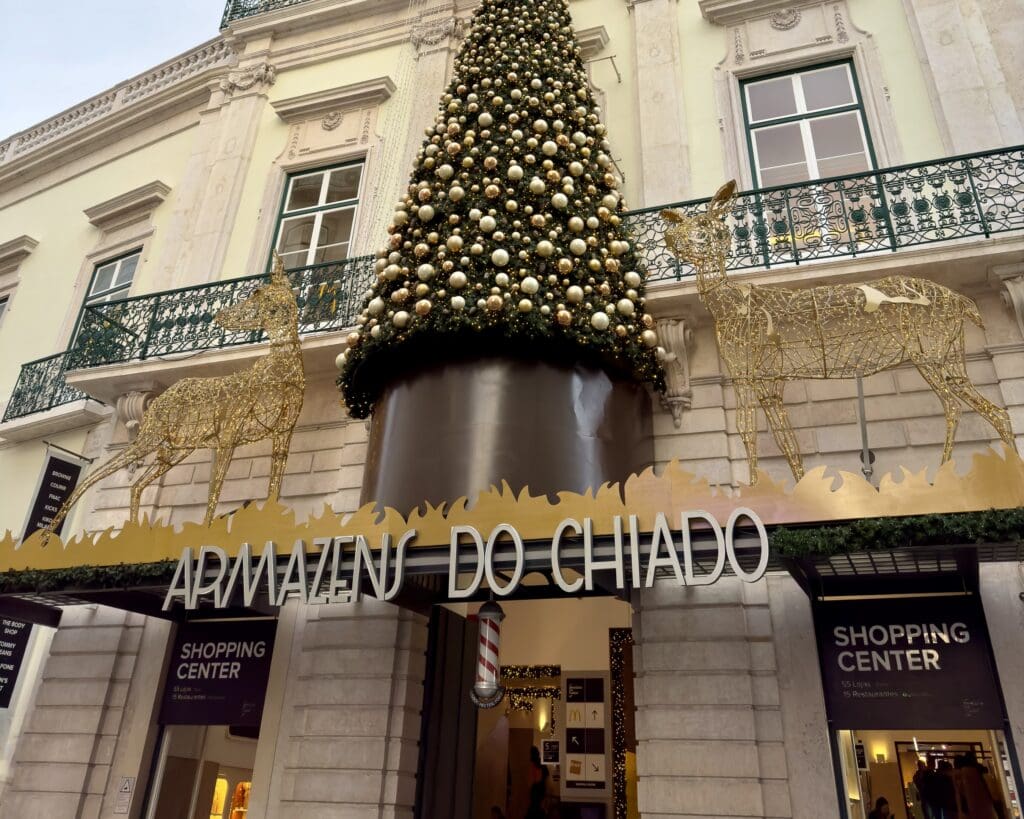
[633,575,838,818]
[0,606,147,819]
[249,600,428,819]
[978,563,1024,762]
[900,0,1024,153]
[626,0,690,205]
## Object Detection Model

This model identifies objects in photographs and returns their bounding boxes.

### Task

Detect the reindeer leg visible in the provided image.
[267,429,294,502]
[916,364,961,463]
[129,448,190,523]
[205,444,236,526]
[734,381,760,485]
[41,446,144,540]
[755,380,805,482]
[946,375,1018,456]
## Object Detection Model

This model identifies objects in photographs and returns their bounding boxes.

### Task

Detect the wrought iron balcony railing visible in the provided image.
[621,145,1024,282]
[66,255,377,370]
[2,352,90,422]
[221,0,309,27]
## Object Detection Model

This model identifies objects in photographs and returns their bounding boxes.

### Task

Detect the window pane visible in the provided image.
[115,254,139,286]
[810,113,870,177]
[0,297,8,322]
[754,123,807,174]
[747,77,798,122]
[325,166,362,204]
[801,66,854,112]
[318,208,355,248]
[90,263,117,296]
[760,163,811,187]
[314,243,350,264]
[286,173,325,212]
[277,215,317,256]
[279,250,307,270]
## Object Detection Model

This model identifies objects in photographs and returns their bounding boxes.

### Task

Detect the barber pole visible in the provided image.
[470,601,505,708]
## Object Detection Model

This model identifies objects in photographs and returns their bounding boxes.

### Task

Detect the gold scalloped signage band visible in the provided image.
[3,449,1023,576]
[162,507,769,611]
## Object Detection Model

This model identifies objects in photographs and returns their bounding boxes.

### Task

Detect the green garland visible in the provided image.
[0,560,177,595]
[771,507,1024,558]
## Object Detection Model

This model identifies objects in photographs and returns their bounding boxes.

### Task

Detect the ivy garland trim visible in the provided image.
[0,509,1020,596]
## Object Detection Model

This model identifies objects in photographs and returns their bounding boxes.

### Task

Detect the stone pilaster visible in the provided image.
[0,606,146,819]
[633,577,793,817]
[627,0,690,205]
[978,563,1024,765]
[250,600,427,819]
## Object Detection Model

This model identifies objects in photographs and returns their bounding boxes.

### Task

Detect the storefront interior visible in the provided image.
[838,728,1020,819]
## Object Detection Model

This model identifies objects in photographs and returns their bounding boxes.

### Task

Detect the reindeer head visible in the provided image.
[660,180,737,267]
[215,252,299,336]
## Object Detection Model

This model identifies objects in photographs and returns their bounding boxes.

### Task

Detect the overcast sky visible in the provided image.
[0,1,222,139]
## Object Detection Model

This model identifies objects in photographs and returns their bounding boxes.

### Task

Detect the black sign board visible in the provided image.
[815,596,1004,729]
[0,618,33,708]
[24,454,84,537]
[159,619,276,727]
[542,740,560,764]
[564,676,607,791]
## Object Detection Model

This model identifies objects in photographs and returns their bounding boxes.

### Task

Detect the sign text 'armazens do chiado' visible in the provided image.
[163,508,769,611]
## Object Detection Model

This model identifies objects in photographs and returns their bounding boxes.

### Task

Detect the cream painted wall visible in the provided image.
[498,596,632,670]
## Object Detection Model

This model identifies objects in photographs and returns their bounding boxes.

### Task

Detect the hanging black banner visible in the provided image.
[815,595,1004,729]
[159,619,276,727]
[24,454,84,537]
[0,617,33,708]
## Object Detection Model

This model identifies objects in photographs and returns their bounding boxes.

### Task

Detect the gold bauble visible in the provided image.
[486,294,504,311]
[615,325,627,337]
[485,184,501,198]
[556,309,572,326]
[415,299,432,316]
[346,331,361,348]
[558,257,573,274]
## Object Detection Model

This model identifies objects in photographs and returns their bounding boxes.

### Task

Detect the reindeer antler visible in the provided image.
[270,250,288,285]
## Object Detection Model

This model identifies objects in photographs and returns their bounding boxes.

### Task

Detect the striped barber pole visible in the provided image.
[471,601,505,707]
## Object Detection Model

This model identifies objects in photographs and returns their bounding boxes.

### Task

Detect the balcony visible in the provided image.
[66,256,375,370]
[623,145,1024,282]
[2,353,90,422]
[221,0,310,27]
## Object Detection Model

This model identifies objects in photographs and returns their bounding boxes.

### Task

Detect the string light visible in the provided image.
[609,628,633,819]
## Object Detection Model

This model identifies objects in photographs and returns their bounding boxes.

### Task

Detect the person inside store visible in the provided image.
[868,796,891,819]
[909,760,928,819]
[930,760,960,819]
[525,746,549,819]
[955,752,1000,819]
[490,807,506,819]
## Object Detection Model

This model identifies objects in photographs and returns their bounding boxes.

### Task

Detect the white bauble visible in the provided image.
[601,194,618,209]
[641,329,658,347]
[415,299,432,315]
[492,248,510,266]
[656,346,667,361]
[536,240,554,257]
[451,295,466,310]
[568,216,584,233]
[533,118,549,133]
[572,131,587,145]
[393,311,410,328]
[569,238,587,255]
[471,243,484,255]
[480,215,497,232]
[624,271,641,288]
[417,264,435,281]
[393,210,409,226]
[370,325,381,339]
[368,297,385,316]
[521,276,540,294]
[566,285,584,303]
[478,112,493,127]
[508,164,524,181]
[591,312,610,330]
[449,271,468,289]
[418,205,435,222]
[529,177,546,194]
[495,272,510,287]
[542,141,558,156]
[551,193,568,209]
[449,186,465,202]
[436,164,454,180]
[334,351,347,369]
[617,298,635,316]
[469,208,483,221]
[569,161,584,176]
[384,264,400,280]
[447,235,464,252]
[518,299,534,312]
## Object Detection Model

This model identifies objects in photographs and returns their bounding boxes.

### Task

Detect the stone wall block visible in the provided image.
[634,706,757,742]
[636,672,754,707]
[637,776,765,817]
[635,739,760,777]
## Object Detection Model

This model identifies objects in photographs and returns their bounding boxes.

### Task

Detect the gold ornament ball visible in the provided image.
[641,329,658,347]
[615,324,628,337]
[393,311,410,328]
[558,257,574,274]
[415,299,432,316]
[346,331,361,348]
[518,298,534,312]
[590,312,610,331]
[557,309,573,326]
[486,294,504,311]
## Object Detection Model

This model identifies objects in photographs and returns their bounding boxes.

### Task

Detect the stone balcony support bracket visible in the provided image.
[989,263,1024,340]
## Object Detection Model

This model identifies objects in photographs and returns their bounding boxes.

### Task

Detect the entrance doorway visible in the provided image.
[466,596,637,819]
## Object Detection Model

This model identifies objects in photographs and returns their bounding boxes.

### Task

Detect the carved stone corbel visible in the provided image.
[116,390,155,439]
[411,15,464,54]
[219,62,276,96]
[990,264,1024,340]
[656,318,695,428]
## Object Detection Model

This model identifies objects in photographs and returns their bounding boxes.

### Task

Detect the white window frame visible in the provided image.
[84,250,141,306]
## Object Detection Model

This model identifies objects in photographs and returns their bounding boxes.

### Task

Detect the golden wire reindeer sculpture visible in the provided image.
[43,254,305,537]
[661,181,1017,484]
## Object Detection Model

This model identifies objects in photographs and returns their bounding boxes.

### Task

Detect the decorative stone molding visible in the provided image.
[115,391,155,439]
[83,181,171,232]
[0,235,39,276]
[700,0,817,25]
[576,26,610,60]
[0,38,234,169]
[411,15,464,51]
[769,8,801,30]
[656,318,695,428]
[271,77,396,123]
[990,264,1024,340]
[219,62,276,96]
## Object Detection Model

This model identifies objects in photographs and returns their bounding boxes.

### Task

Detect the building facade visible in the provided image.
[0,1,1022,818]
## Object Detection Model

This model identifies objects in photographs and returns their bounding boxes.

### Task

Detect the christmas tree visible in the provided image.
[337,0,665,418]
